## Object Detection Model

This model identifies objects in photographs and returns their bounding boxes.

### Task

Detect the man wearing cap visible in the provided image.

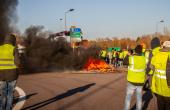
[149,41,170,110]
[0,34,20,110]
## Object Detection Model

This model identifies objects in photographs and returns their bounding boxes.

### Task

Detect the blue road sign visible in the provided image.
[74,28,81,32]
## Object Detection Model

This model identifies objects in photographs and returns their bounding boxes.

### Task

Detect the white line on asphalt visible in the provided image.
[13,87,26,110]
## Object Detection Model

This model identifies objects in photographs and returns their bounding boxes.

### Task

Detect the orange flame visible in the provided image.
[84,57,111,72]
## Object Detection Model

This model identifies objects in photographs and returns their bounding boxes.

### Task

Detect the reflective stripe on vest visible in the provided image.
[128,57,145,72]
[128,68,145,72]
[156,69,166,74]
[155,74,166,79]
[155,69,166,79]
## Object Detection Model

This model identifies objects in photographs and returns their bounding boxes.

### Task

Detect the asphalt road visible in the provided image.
[15,72,157,110]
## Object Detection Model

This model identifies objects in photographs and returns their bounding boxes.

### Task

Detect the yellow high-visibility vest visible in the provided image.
[123,50,128,59]
[150,51,170,97]
[127,55,146,83]
[152,47,161,56]
[0,44,17,70]
[100,50,107,57]
[119,52,124,59]
[148,47,161,75]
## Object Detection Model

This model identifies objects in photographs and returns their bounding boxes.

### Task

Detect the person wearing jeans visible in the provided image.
[0,81,16,110]
[124,82,143,110]
[124,45,146,110]
[0,34,20,110]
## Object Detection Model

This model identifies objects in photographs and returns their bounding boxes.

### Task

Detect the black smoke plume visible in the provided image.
[0,0,18,44]
[24,25,99,73]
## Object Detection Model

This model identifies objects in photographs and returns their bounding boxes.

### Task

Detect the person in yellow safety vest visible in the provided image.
[145,37,161,83]
[142,49,152,92]
[141,43,146,56]
[123,49,128,59]
[112,50,116,58]
[112,50,116,65]
[99,48,107,61]
[114,50,119,67]
[149,41,170,110]
[142,48,146,56]
[119,50,124,59]
[145,49,150,64]
[118,50,124,66]
[124,45,146,110]
[0,34,20,110]
[123,49,133,68]
[107,47,113,64]
[150,37,161,61]
[145,37,161,75]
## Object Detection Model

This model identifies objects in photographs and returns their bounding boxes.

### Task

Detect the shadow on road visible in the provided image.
[22,83,95,110]
[58,75,123,110]
[130,90,153,110]
[13,93,38,104]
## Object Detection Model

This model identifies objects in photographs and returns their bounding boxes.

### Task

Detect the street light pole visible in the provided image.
[64,9,75,32]
[59,18,63,32]
[64,12,67,31]
[156,19,164,37]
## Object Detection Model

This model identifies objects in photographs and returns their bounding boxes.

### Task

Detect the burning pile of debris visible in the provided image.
[83,57,115,73]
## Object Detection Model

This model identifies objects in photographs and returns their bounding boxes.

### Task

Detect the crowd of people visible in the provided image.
[99,46,132,67]
[99,37,170,110]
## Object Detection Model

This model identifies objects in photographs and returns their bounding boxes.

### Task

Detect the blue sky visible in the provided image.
[17,0,170,39]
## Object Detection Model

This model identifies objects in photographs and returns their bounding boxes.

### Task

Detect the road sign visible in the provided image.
[70,32,81,38]
[70,27,82,38]
[74,28,81,32]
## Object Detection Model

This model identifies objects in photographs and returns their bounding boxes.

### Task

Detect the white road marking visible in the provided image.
[13,87,26,110]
